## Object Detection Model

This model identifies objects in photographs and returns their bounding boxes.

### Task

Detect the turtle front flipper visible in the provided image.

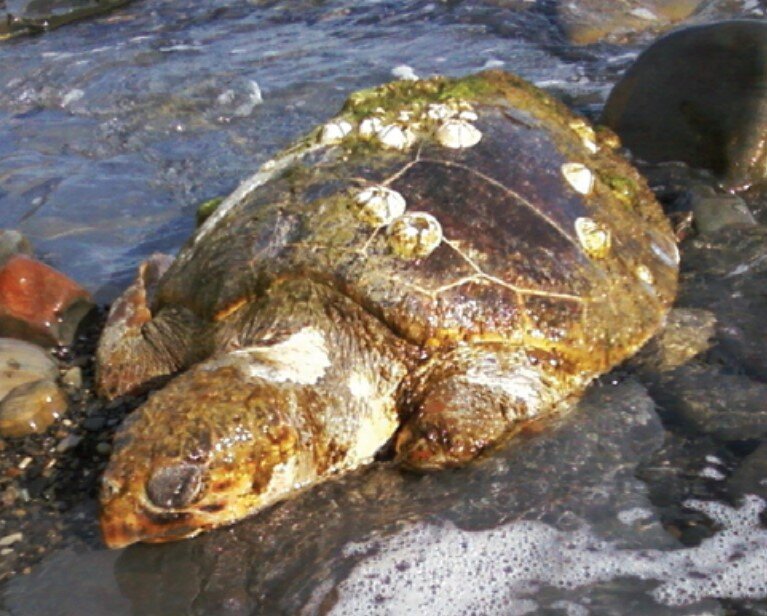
[395,346,584,471]
[96,254,206,399]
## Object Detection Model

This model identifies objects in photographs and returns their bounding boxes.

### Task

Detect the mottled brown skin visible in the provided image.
[97,70,678,548]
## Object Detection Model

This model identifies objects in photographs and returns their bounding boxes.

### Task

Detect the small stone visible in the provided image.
[56,433,82,452]
[0,338,59,400]
[0,532,22,547]
[60,366,83,389]
[690,191,757,234]
[96,442,112,456]
[0,379,68,438]
[0,255,94,347]
[0,230,33,268]
[82,415,106,432]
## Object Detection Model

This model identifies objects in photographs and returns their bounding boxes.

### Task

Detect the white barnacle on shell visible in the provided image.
[562,162,595,196]
[386,211,443,259]
[575,216,611,259]
[635,264,654,285]
[650,235,680,268]
[426,103,455,121]
[435,119,482,149]
[354,185,407,226]
[359,116,384,137]
[319,118,353,145]
[377,124,417,150]
[569,119,599,153]
[458,109,478,122]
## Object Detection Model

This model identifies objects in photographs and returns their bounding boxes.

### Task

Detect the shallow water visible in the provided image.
[1,1,767,614]
[0,0,620,302]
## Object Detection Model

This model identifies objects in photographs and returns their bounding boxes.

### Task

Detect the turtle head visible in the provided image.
[99,364,314,548]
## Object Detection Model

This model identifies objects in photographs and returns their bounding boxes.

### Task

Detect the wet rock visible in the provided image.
[728,443,767,501]
[556,0,704,45]
[0,255,94,348]
[55,433,82,453]
[602,21,767,190]
[0,379,67,438]
[0,231,33,268]
[60,366,82,390]
[0,338,58,401]
[7,379,684,615]
[632,307,716,373]
[652,362,767,441]
[0,533,23,548]
[687,187,757,234]
[678,225,767,382]
[0,0,134,40]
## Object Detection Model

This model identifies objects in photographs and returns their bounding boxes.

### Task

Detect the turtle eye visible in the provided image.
[146,463,203,509]
[100,476,121,501]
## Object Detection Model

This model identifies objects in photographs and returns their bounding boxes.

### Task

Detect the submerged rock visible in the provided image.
[0,0,134,40]
[728,442,767,501]
[0,378,67,438]
[678,225,767,382]
[602,21,767,190]
[652,363,767,441]
[686,188,757,234]
[0,255,94,348]
[0,338,58,401]
[557,0,704,45]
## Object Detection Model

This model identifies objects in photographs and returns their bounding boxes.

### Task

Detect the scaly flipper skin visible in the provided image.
[100,279,411,548]
[96,254,206,399]
[395,346,576,470]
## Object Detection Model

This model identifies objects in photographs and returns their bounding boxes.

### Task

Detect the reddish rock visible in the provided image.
[0,255,94,347]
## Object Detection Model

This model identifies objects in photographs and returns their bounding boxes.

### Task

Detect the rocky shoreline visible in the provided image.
[0,7,766,613]
[0,307,135,583]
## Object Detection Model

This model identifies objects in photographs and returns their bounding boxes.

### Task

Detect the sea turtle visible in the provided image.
[96,70,678,548]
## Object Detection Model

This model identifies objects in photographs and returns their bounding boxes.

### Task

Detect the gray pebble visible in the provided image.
[60,367,83,390]
[0,380,68,438]
[56,434,83,453]
[0,338,59,401]
[0,532,22,547]
[690,188,757,234]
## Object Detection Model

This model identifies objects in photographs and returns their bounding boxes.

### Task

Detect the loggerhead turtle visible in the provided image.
[96,70,678,548]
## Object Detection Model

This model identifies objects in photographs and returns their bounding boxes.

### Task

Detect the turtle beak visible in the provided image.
[100,499,203,549]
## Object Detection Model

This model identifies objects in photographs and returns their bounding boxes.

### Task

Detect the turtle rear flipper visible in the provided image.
[395,346,580,470]
[96,254,205,399]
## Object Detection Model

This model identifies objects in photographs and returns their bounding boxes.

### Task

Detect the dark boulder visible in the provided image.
[602,21,767,190]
